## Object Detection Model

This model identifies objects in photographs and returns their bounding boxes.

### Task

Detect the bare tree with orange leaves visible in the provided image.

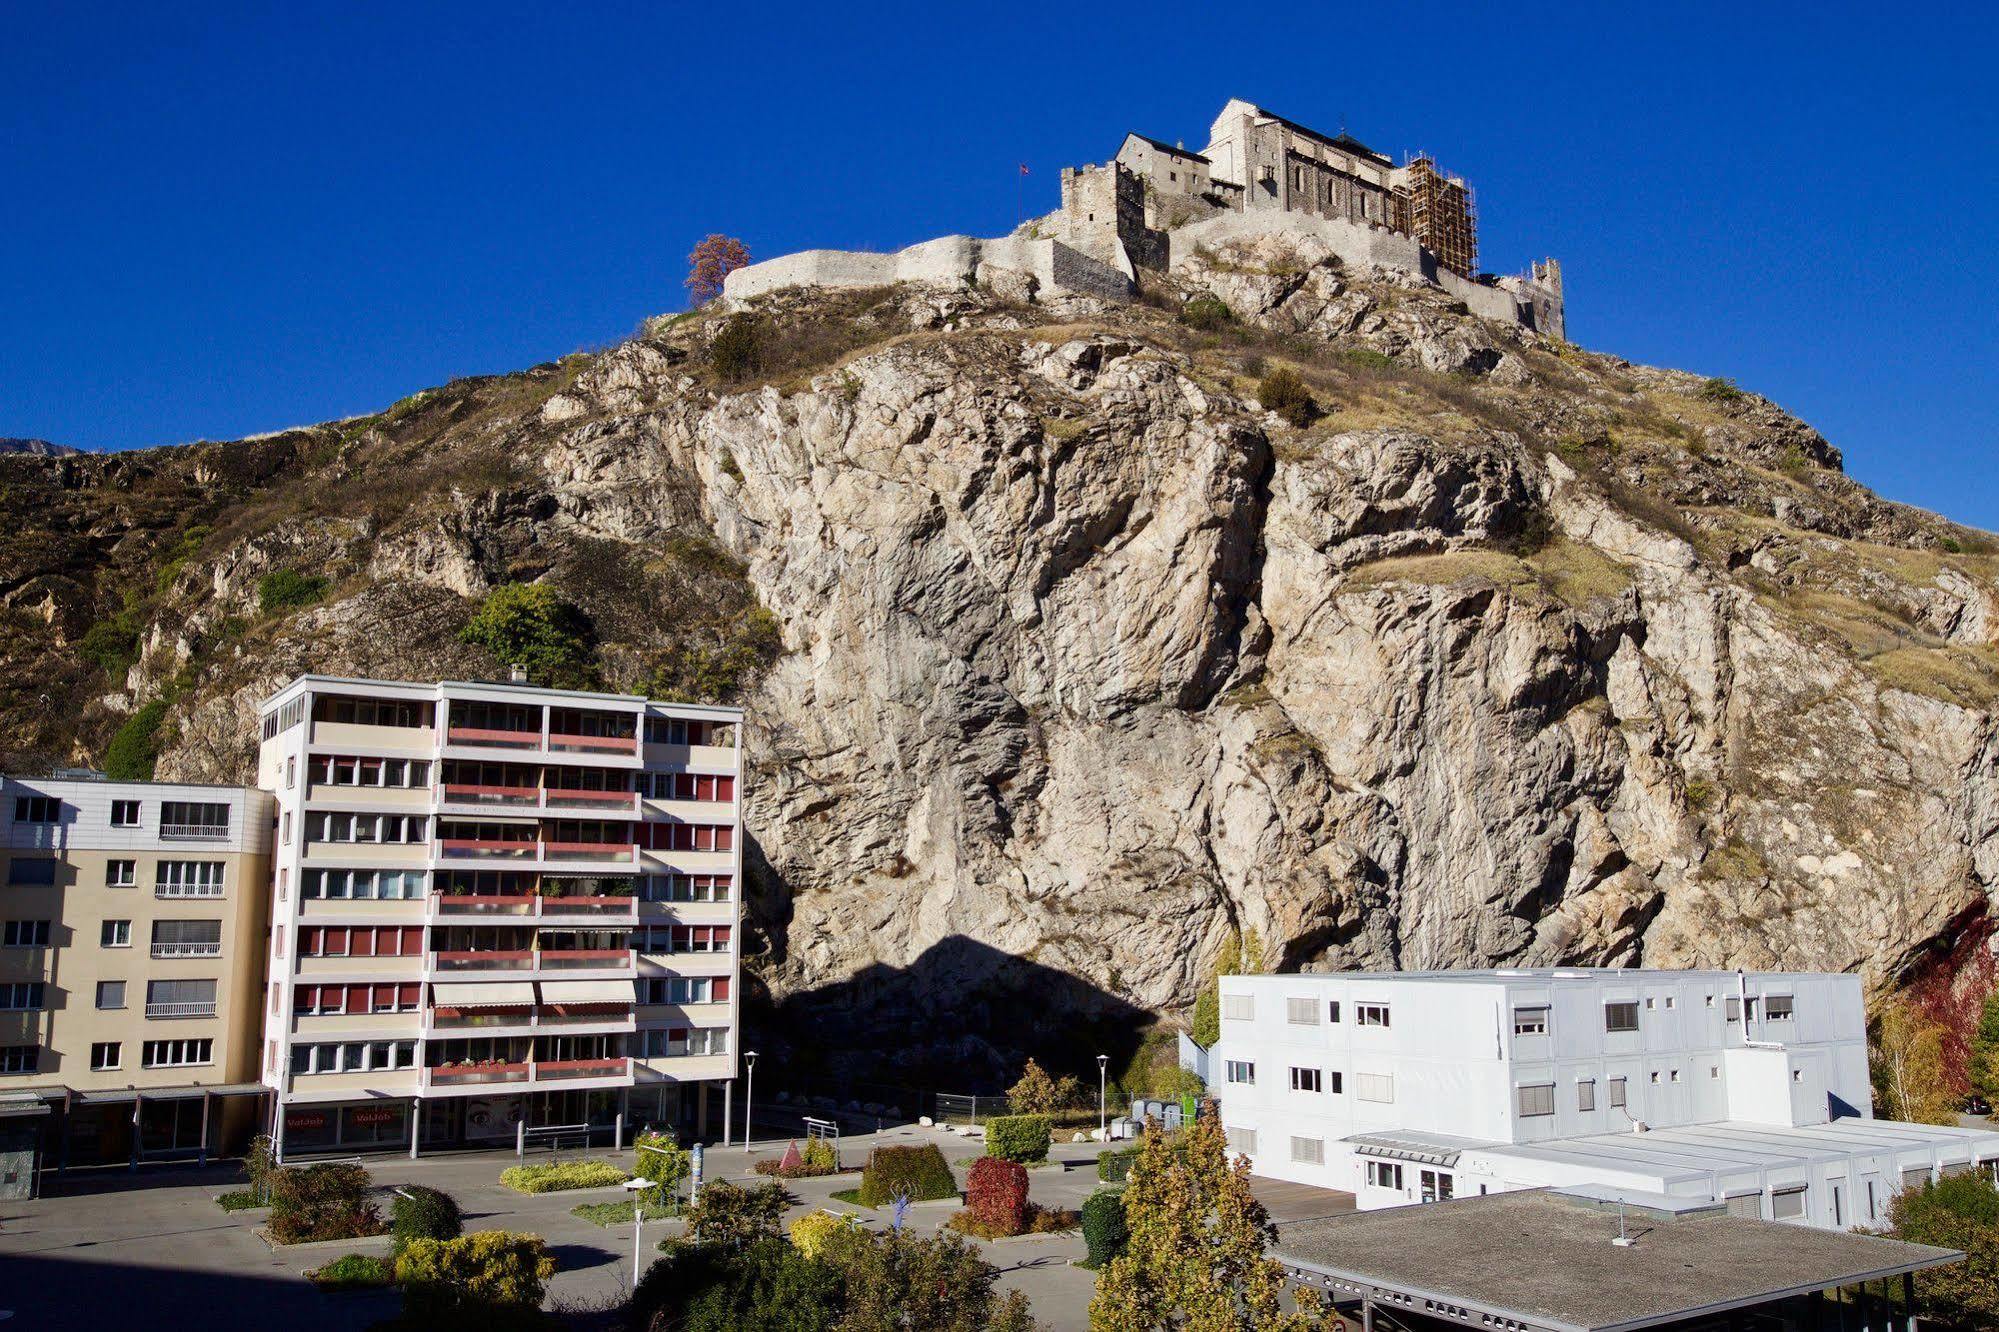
[685,235,751,306]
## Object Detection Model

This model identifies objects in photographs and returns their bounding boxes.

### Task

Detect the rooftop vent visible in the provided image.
[509,664,529,684]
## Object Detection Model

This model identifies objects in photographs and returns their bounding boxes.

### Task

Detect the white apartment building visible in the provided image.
[257,674,744,1157]
[1215,968,1999,1232]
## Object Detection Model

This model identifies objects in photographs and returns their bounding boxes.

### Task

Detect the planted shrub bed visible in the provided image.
[498,1159,630,1194]
[306,1253,395,1290]
[856,1144,957,1206]
[266,1163,388,1245]
[751,1137,843,1178]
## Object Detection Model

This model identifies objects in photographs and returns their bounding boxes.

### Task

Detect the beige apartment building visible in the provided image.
[0,776,274,1174]
[257,675,744,1158]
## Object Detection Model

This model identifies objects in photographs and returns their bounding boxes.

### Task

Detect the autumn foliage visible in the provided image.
[686,234,752,306]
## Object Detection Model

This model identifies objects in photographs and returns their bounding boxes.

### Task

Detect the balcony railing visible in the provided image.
[535,1056,629,1080]
[548,732,638,756]
[427,1005,634,1031]
[441,783,539,806]
[145,1001,218,1018]
[433,950,535,972]
[537,948,634,969]
[543,841,637,861]
[446,726,541,750]
[160,823,230,841]
[151,942,222,959]
[429,948,636,973]
[437,838,638,862]
[429,893,636,920]
[439,838,539,859]
[155,884,224,899]
[543,790,641,811]
[421,1056,631,1087]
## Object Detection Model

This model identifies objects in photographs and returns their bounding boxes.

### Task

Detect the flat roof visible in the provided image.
[1476,1119,1999,1187]
[1227,967,1849,986]
[1274,1190,1961,1332]
[258,673,745,719]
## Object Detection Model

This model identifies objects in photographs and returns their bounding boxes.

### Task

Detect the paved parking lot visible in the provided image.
[0,1126,1353,1330]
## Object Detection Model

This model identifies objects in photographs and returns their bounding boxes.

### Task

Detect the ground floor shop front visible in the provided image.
[278,1078,733,1158]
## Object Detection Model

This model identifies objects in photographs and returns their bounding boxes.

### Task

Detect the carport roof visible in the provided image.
[1274,1189,1960,1332]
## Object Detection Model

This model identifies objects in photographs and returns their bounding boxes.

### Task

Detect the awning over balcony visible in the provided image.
[435,981,536,1006]
[539,979,637,1004]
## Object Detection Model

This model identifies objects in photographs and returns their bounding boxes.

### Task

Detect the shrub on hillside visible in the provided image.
[1257,367,1317,428]
[710,315,765,382]
[396,1231,556,1321]
[965,1157,1029,1237]
[459,584,592,687]
[984,1114,1051,1164]
[1180,294,1233,331]
[1698,376,1744,402]
[497,1160,627,1194]
[267,1163,384,1244]
[104,700,169,781]
[391,1184,462,1254]
[1080,1188,1128,1267]
[857,1143,956,1206]
[257,568,328,614]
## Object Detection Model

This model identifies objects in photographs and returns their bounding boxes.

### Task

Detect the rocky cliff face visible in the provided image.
[3,240,1994,1080]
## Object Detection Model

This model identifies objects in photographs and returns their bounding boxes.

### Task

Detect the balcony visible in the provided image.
[537,948,633,970]
[543,839,637,862]
[431,893,536,918]
[434,950,535,973]
[426,1005,635,1033]
[160,823,230,841]
[150,942,222,959]
[429,892,637,922]
[547,732,639,757]
[446,726,541,751]
[154,885,224,900]
[429,948,636,975]
[439,838,539,860]
[424,1060,530,1087]
[440,782,539,808]
[145,1001,217,1018]
[420,1056,632,1089]
[543,789,641,812]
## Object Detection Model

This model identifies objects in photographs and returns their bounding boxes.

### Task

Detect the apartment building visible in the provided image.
[1215,968,1999,1232]
[257,674,743,1157]
[0,776,273,1172]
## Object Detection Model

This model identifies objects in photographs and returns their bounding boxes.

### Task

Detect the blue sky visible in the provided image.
[4,3,1995,526]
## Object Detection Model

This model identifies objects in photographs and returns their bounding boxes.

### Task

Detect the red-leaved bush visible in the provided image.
[966,1156,1029,1237]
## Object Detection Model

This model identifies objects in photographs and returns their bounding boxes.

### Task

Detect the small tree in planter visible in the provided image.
[964,1157,1029,1237]
[391,1185,463,1255]
[985,1114,1051,1164]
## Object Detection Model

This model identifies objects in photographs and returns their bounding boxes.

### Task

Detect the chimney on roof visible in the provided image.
[509,664,529,684]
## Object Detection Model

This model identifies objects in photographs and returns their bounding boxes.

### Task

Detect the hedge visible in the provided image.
[984,1114,1051,1164]
[391,1184,462,1254]
[1098,1145,1143,1183]
[267,1163,385,1245]
[396,1231,557,1317]
[1081,1189,1128,1267]
[306,1253,394,1289]
[857,1144,957,1206]
[498,1160,629,1194]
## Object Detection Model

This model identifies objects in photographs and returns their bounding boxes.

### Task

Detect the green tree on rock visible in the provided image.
[1088,1109,1327,1332]
[1872,1000,1959,1125]
[1969,992,1999,1115]
[458,584,593,688]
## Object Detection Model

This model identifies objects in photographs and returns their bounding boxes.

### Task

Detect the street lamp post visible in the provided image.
[744,1050,759,1152]
[622,1176,650,1291]
[1096,1054,1109,1137]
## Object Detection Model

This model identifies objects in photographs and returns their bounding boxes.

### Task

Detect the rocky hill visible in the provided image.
[4,234,1994,1081]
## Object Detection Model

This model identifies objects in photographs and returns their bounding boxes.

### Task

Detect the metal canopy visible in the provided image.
[432,981,535,1006]
[539,979,636,1004]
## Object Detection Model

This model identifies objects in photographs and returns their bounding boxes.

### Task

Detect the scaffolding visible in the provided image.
[1403,155,1478,278]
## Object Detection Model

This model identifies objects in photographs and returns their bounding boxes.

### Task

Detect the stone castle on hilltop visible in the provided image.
[724,98,1564,337]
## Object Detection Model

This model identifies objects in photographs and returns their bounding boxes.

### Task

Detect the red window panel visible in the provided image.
[713,978,731,1001]
[402,927,424,956]
[716,826,733,851]
[351,928,376,958]
[301,927,321,956]
[374,984,397,1012]
[717,776,735,801]
[297,985,319,1013]
[400,983,421,1008]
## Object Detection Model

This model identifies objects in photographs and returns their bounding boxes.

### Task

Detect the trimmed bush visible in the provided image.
[857,1144,957,1206]
[1098,1144,1143,1183]
[267,1163,385,1244]
[1257,367,1317,427]
[396,1230,556,1319]
[803,1136,839,1173]
[984,1114,1051,1164]
[966,1157,1029,1237]
[1180,294,1233,331]
[498,1159,628,1194]
[307,1252,394,1289]
[1081,1188,1128,1267]
[391,1184,462,1254]
[683,1179,791,1251]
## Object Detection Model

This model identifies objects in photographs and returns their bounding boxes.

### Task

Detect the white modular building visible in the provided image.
[1214,968,1999,1231]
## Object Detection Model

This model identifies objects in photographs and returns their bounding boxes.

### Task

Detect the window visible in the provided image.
[1290,1137,1325,1166]
[7,858,54,885]
[286,756,297,789]
[1608,1076,1628,1108]
[95,980,126,1010]
[159,801,229,839]
[1366,1161,1404,1190]
[1792,1068,1803,1083]
[1649,1071,1660,1084]
[1671,1068,1682,1083]
[151,919,222,958]
[1517,1083,1555,1117]
[156,860,226,897]
[1710,1064,1721,1079]
[1765,995,1794,1021]
[1577,1079,1596,1111]
[308,811,428,844]
[1327,1001,1341,1024]
[302,868,425,900]
[639,976,730,1005]
[106,860,136,888]
[1355,1072,1394,1103]
[90,1041,122,1071]
[1225,1060,1255,1086]
[111,799,141,827]
[1513,1005,1549,1036]
[1225,1127,1257,1156]
[290,1040,417,1074]
[142,1038,213,1068]
[13,796,61,823]
[1771,1186,1807,1221]
[100,920,131,948]
[5,920,51,947]
[1286,996,1319,1026]
[1724,1192,1761,1218]
[145,978,217,1018]
[642,1027,729,1057]
[0,983,45,1010]
[1357,1003,1391,1028]
[1420,1169,1455,1202]
[0,1046,39,1074]
[1326,1070,1344,1094]
[1221,994,1254,1022]
[1290,1066,1323,1093]
[1604,1001,1640,1033]
[1726,996,1759,1022]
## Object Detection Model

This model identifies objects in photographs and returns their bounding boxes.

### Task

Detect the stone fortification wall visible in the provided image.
[721,233,1134,306]
[1170,209,1561,334]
